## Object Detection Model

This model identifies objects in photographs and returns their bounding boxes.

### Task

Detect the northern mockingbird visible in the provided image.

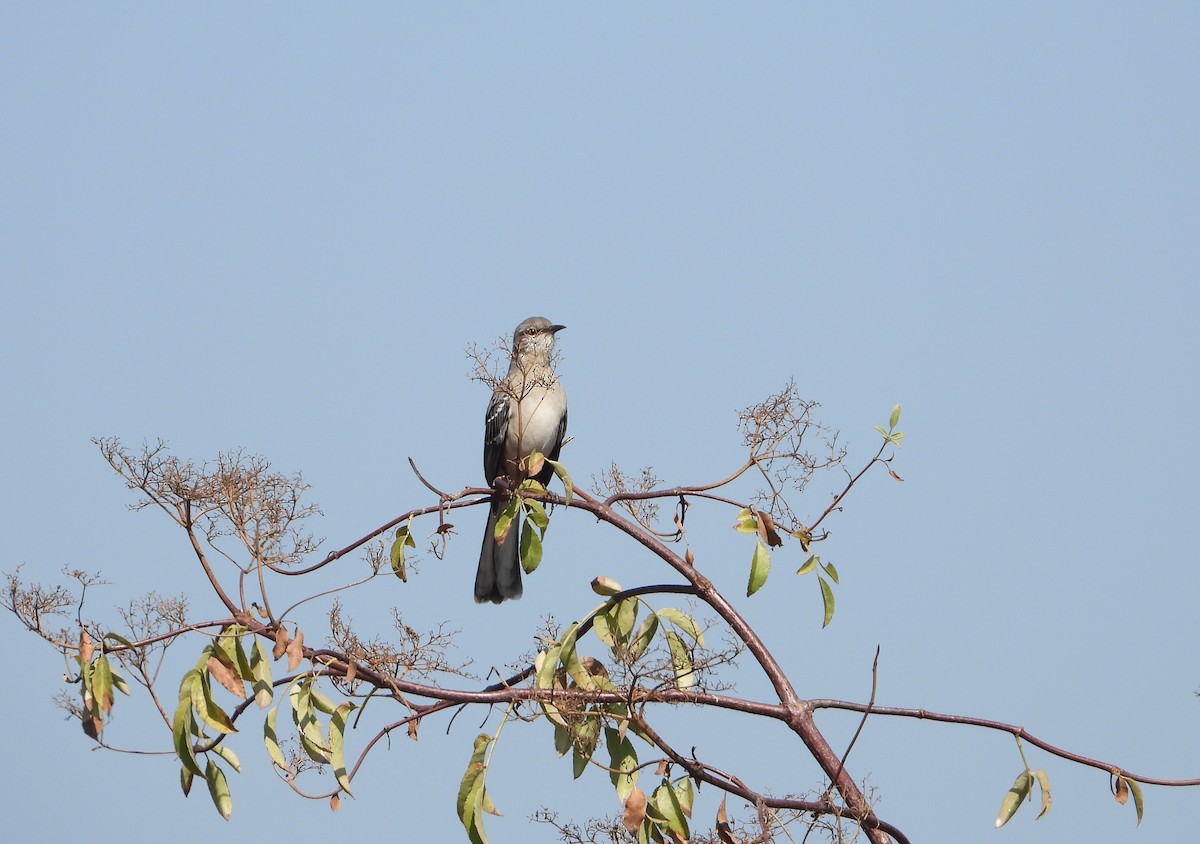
[475,316,568,604]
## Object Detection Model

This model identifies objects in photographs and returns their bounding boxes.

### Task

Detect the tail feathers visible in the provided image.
[475,503,523,604]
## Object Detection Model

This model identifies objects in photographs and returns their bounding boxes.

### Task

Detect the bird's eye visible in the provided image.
[526,328,538,335]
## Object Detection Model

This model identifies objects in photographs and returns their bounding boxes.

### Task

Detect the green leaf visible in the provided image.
[545,457,574,505]
[612,597,638,648]
[1126,776,1145,825]
[665,631,695,690]
[559,624,593,690]
[747,539,770,596]
[655,607,704,648]
[674,776,695,819]
[231,635,254,680]
[995,769,1033,828]
[92,653,114,714]
[480,785,499,817]
[526,450,546,479]
[212,742,241,773]
[822,560,840,584]
[649,782,690,840]
[605,727,639,803]
[250,640,273,708]
[523,497,549,532]
[796,554,818,576]
[264,705,288,770]
[187,673,228,734]
[518,477,546,496]
[592,609,617,648]
[819,576,836,628]
[292,681,332,765]
[553,722,573,758]
[180,765,194,797]
[102,631,136,650]
[628,612,659,661]
[193,672,237,735]
[109,669,131,696]
[390,523,416,581]
[216,626,253,681]
[493,496,520,544]
[205,758,233,820]
[571,716,599,780]
[534,646,569,728]
[457,735,492,844]
[330,702,355,796]
[889,403,901,429]
[535,644,563,691]
[172,699,205,778]
[308,682,338,715]
[732,507,758,534]
[177,668,199,704]
[519,522,543,574]
[1032,769,1052,820]
[300,729,331,765]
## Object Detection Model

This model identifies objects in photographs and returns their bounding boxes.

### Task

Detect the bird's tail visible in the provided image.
[475,500,523,604]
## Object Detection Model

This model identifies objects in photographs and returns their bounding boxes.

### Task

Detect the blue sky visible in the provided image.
[2,4,1198,842]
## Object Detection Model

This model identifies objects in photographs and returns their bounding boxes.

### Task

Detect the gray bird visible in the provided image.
[475,316,568,603]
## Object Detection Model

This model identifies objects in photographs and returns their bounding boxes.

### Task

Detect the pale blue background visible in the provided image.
[3,4,1197,842]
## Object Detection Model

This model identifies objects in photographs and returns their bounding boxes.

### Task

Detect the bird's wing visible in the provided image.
[547,404,567,463]
[483,388,510,484]
[534,404,568,486]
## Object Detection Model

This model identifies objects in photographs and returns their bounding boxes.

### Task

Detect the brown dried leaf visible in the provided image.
[685,547,695,566]
[286,628,305,672]
[82,712,102,739]
[716,796,737,844]
[330,794,341,812]
[622,787,647,834]
[407,719,420,741]
[79,629,94,663]
[344,659,357,683]
[888,468,905,482]
[756,511,784,548]
[655,760,670,777]
[207,655,246,699]
[272,626,289,661]
[1114,774,1129,805]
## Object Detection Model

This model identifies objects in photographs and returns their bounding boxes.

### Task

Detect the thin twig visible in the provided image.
[828,645,880,798]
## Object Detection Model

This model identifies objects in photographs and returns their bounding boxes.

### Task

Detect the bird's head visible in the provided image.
[512,316,566,358]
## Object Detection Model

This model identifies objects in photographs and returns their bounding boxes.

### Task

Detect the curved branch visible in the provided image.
[287,493,493,576]
[631,713,909,844]
[809,699,1200,787]
[533,492,891,844]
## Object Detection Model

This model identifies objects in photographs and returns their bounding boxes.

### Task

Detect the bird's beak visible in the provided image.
[551,324,566,333]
